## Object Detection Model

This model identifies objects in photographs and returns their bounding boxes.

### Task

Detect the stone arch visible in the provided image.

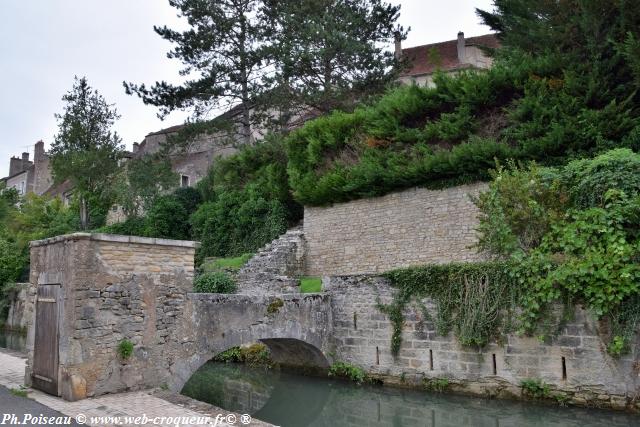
[169,329,330,392]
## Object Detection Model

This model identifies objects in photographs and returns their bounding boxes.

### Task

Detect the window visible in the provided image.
[181,175,190,187]
[19,181,25,195]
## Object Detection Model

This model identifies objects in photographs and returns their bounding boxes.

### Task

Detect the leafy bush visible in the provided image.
[117,339,134,359]
[193,135,301,260]
[213,344,272,367]
[0,238,25,287]
[193,271,237,293]
[328,362,368,385]
[520,378,550,399]
[423,377,450,393]
[561,148,640,208]
[173,186,202,215]
[95,217,146,236]
[143,195,190,240]
[473,161,568,257]
[191,190,288,259]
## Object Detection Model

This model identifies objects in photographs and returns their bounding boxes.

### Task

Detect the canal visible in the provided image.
[182,362,638,427]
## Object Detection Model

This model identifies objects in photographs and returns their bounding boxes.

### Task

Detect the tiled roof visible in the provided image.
[400,33,499,77]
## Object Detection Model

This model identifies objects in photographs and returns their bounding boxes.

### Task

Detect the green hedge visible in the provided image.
[286,56,639,206]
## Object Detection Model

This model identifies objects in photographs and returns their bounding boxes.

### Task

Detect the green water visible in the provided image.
[0,329,26,352]
[181,362,638,427]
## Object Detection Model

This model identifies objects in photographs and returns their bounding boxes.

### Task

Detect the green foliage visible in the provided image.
[192,191,288,259]
[172,187,202,216]
[9,388,28,398]
[561,148,640,208]
[299,277,322,293]
[143,196,190,240]
[193,272,237,294]
[422,377,450,393]
[475,150,640,353]
[382,262,517,355]
[95,217,146,236]
[286,0,640,207]
[520,378,550,399]
[202,254,253,272]
[513,191,640,335]
[114,155,178,218]
[0,238,26,288]
[50,76,123,229]
[266,298,284,314]
[193,136,299,259]
[213,344,272,367]
[117,339,134,359]
[473,161,568,257]
[328,362,368,385]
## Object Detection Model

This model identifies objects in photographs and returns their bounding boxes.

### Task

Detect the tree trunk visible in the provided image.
[238,9,252,145]
[79,196,89,230]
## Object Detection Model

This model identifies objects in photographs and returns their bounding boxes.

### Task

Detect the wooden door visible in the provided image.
[32,284,60,396]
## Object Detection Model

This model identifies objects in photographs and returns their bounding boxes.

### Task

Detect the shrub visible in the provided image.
[473,161,568,257]
[213,344,272,367]
[193,272,237,293]
[143,196,190,240]
[266,298,284,314]
[561,148,640,208]
[117,339,134,359]
[191,190,288,258]
[95,217,146,236]
[172,186,202,215]
[423,377,450,393]
[520,378,550,399]
[328,362,368,384]
[0,238,25,287]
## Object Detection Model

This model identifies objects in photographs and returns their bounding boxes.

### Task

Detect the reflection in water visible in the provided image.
[0,329,26,352]
[182,362,639,427]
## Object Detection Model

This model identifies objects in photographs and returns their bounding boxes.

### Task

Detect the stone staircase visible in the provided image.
[236,226,306,295]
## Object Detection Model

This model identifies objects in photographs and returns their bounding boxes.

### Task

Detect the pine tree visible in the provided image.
[123,0,271,145]
[50,77,123,230]
[264,0,406,117]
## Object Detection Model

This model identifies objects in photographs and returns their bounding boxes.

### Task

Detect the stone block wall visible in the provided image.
[326,276,640,410]
[304,183,487,276]
[25,233,196,400]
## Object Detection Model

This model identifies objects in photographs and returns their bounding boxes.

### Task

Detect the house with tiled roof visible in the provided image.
[397,32,499,87]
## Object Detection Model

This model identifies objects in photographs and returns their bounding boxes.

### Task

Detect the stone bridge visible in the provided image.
[24,233,332,401]
[23,231,640,410]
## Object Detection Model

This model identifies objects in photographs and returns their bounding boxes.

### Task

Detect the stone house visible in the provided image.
[397,32,499,87]
[1,141,60,199]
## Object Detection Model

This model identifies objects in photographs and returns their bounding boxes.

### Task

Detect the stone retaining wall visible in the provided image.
[326,276,640,410]
[303,183,487,276]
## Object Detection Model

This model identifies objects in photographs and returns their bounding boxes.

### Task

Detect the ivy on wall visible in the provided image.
[380,262,518,356]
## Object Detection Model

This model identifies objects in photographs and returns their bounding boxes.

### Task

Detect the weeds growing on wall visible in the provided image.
[381,262,518,356]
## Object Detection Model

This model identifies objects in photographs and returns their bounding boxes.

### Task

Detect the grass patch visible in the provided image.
[202,253,253,272]
[299,277,322,293]
[10,388,28,397]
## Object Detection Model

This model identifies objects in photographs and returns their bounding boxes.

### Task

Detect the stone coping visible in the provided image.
[30,232,200,249]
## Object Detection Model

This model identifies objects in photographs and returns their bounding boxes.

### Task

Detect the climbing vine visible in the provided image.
[381,262,519,356]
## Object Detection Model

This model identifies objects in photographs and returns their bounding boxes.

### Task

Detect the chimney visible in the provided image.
[9,156,22,176]
[21,152,30,170]
[34,140,45,162]
[457,31,466,63]
[132,142,140,154]
[394,31,402,60]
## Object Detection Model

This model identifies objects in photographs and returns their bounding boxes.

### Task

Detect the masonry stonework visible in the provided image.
[304,183,487,276]
[327,276,640,410]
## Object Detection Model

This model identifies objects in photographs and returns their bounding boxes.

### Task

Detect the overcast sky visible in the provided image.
[0,0,494,177]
